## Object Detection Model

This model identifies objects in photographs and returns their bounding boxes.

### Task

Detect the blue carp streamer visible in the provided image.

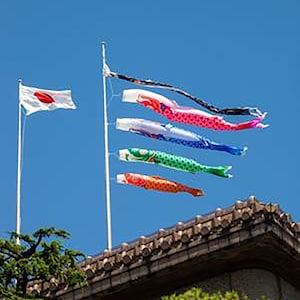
[116,118,247,156]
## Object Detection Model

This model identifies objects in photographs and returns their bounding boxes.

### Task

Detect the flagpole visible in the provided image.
[101,41,112,250]
[16,79,22,245]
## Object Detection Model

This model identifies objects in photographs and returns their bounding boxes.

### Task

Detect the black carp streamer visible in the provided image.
[105,64,264,117]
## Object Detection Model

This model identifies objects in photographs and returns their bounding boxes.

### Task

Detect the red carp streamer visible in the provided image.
[117,173,204,197]
[123,89,268,131]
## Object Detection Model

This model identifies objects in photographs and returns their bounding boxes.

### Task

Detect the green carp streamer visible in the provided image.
[119,148,232,178]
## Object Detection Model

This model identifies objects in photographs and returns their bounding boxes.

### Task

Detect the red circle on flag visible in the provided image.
[34,91,55,104]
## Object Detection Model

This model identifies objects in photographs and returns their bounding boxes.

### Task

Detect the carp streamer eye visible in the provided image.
[140,149,147,155]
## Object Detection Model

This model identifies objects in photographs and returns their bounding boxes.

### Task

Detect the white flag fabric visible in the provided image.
[19,84,76,115]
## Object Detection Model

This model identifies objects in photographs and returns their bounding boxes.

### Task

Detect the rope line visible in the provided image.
[20,112,27,175]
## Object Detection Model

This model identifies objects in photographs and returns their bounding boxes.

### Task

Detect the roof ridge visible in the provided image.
[91,195,287,259]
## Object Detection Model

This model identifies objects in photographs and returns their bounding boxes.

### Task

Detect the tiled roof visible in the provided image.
[30,196,300,299]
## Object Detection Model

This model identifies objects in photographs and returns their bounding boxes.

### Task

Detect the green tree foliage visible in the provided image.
[161,287,270,300]
[0,227,87,299]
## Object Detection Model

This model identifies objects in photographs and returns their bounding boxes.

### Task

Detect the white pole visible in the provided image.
[16,79,22,245]
[101,41,112,250]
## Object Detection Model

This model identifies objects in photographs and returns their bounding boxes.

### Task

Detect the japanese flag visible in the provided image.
[19,84,76,115]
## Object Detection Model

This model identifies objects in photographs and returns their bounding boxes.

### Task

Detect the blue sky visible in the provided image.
[0,1,299,255]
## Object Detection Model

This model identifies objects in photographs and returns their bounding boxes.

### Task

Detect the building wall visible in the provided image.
[280,278,300,300]
[188,269,300,300]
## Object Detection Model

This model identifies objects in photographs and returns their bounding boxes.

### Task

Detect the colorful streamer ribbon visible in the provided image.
[122,89,268,131]
[106,64,264,117]
[116,118,247,156]
[117,173,204,197]
[119,148,232,178]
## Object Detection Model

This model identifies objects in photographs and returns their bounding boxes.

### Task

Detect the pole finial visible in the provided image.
[18,78,22,84]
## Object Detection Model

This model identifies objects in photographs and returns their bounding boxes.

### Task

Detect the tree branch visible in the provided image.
[22,234,43,258]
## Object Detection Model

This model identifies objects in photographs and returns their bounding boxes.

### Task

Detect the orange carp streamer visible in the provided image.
[117,173,204,197]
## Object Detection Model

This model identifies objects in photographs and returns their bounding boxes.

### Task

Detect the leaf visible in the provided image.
[161,288,270,300]
[0,227,87,299]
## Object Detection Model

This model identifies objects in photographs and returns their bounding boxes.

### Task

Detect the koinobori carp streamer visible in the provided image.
[122,89,268,131]
[106,64,264,117]
[116,118,247,156]
[117,173,204,197]
[119,148,232,178]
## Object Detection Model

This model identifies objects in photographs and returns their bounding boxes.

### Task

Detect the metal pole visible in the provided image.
[101,42,112,250]
[16,79,22,245]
